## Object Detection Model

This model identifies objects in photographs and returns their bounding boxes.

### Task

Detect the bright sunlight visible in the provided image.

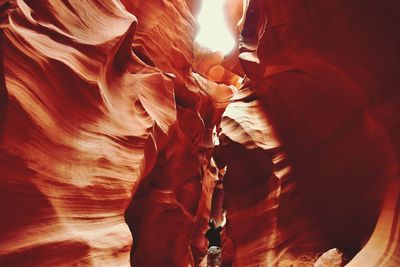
[195,0,236,55]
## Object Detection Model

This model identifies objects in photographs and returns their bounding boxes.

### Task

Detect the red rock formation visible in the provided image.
[193,45,240,87]
[215,0,400,266]
[1,0,399,266]
[0,0,231,266]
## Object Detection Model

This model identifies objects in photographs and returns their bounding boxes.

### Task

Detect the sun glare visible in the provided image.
[195,0,236,55]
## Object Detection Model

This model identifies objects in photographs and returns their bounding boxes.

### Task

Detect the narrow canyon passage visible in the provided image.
[0,1,399,267]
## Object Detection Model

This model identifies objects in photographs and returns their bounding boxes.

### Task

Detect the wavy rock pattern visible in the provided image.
[216,0,400,266]
[1,0,399,266]
[0,0,231,266]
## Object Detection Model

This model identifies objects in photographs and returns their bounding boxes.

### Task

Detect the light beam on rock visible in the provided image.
[195,0,235,55]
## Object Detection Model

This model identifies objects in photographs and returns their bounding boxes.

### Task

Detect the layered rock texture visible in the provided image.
[216,0,400,266]
[0,0,232,266]
[0,0,399,267]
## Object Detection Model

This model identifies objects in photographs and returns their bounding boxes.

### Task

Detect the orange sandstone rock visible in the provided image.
[0,0,232,266]
[216,0,400,266]
[0,0,399,267]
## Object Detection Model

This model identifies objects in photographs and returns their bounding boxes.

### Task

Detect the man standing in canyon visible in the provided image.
[205,212,226,267]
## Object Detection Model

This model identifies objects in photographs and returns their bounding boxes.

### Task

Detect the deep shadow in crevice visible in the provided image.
[0,30,9,143]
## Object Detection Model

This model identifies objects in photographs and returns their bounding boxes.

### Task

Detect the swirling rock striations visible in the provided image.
[216,0,400,266]
[0,0,232,266]
[1,0,399,266]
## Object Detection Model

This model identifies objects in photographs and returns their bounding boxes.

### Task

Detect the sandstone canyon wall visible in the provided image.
[0,0,399,267]
[0,0,231,266]
[216,0,400,266]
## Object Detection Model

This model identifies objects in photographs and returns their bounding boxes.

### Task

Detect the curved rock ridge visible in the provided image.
[121,0,197,87]
[0,2,157,266]
[215,0,399,266]
[125,68,234,266]
[0,0,234,266]
[1,0,399,266]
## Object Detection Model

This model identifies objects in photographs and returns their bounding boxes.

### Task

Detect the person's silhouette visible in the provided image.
[205,213,226,267]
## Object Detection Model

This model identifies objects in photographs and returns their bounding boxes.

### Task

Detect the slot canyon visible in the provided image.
[0,0,399,266]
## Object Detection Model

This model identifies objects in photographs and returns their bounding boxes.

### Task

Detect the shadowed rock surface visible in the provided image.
[0,0,399,266]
